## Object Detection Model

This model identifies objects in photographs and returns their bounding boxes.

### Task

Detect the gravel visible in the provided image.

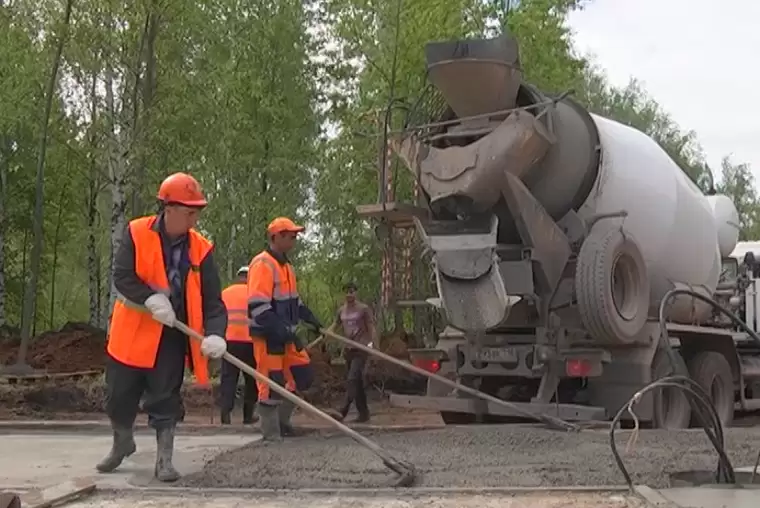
[179,425,760,489]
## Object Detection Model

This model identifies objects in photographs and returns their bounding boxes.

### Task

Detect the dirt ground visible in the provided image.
[0,322,107,373]
[0,323,427,422]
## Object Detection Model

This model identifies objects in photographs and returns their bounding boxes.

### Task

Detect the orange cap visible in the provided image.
[157,172,208,207]
[267,217,305,235]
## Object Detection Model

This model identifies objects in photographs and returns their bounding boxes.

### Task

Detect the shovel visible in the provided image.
[171,319,419,487]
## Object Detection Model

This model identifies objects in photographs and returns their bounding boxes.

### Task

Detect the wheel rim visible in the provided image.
[611,253,639,322]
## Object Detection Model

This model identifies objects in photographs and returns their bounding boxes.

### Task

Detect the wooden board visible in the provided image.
[21,477,96,508]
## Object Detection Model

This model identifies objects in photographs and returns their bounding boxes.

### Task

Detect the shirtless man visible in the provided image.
[332,282,377,422]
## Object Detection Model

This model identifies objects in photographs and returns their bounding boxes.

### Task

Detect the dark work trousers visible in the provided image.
[105,332,188,430]
[219,341,258,413]
[341,350,369,416]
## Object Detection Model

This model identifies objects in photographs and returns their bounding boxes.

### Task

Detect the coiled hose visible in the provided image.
[610,287,760,490]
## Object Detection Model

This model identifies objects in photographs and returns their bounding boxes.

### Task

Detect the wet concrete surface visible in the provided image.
[179,425,760,490]
[63,491,646,508]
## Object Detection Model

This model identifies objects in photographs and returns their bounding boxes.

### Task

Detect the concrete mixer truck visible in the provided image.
[384,33,760,428]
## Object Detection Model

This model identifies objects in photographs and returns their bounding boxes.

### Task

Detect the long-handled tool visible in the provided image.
[171,319,418,487]
[319,328,579,432]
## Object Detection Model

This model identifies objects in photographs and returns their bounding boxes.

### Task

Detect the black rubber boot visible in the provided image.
[220,411,231,425]
[278,400,298,436]
[96,425,136,473]
[242,402,258,424]
[154,426,180,482]
[257,403,283,442]
[354,412,370,423]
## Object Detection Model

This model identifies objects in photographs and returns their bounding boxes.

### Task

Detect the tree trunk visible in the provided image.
[105,63,128,330]
[0,137,9,328]
[17,0,75,370]
[131,7,158,217]
[86,73,101,327]
[49,182,68,330]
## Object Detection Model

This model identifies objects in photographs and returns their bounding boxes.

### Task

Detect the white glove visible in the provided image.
[145,293,176,327]
[201,334,227,359]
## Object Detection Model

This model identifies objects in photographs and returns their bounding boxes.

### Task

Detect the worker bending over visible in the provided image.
[331,282,377,422]
[247,217,322,441]
[219,266,259,425]
[97,172,228,482]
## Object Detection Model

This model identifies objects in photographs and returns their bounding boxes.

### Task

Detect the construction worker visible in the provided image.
[219,265,259,425]
[97,172,228,482]
[247,217,322,441]
[331,282,377,422]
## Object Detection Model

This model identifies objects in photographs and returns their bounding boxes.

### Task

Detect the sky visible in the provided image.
[567,0,760,183]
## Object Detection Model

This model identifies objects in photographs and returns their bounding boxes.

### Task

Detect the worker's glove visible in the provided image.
[200,334,227,359]
[145,293,176,327]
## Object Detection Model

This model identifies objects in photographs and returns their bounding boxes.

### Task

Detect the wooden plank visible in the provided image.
[355,202,429,226]
[21,477,96,508]
[0,370,103,386]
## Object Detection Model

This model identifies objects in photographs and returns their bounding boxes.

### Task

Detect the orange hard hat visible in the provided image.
[267,217,305,235]
[157,172,208,207]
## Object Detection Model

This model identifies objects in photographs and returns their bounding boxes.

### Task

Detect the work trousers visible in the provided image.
[219,341,258,413]
[341,350,369,416]
[253,338,314,403]
[105,333,188,430]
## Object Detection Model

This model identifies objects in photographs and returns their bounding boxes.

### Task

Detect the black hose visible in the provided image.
[609,377,735,489]
[609,286,755,490]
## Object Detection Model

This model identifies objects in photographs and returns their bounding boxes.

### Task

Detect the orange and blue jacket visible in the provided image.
[246,249,319,352]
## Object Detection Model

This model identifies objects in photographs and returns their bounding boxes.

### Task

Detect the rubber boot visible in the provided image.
[257,403,282,442]
[242,402,258,424]
[220,411,231,425]
[278,399,297,437]
[96,425,136,473]
[154,426,180,482]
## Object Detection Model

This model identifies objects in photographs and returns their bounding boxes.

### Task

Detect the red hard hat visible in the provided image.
[157,172,208,207]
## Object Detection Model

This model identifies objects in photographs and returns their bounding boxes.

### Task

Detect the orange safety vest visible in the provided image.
[107,215,211,385]
[221,283,251,342]
[247,250,300,341]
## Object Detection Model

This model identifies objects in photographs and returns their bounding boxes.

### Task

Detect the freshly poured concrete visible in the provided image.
[181,425,760,489]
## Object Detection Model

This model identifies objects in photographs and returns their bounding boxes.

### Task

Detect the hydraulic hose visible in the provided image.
[610,286,758,490]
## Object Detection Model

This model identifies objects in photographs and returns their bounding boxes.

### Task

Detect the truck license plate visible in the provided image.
[474,347,518,363]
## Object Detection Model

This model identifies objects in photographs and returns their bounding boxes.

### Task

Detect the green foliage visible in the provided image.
[0,0,756,338]
[717,157,760,241]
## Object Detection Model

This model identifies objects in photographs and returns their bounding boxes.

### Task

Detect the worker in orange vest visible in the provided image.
[96,172,228,482]
[219,265,259,425]
[247,217,322,441]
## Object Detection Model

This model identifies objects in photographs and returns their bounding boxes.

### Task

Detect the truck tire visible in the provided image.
[687,351,734,428]
[576,224,650,344]
[652,350,691,429]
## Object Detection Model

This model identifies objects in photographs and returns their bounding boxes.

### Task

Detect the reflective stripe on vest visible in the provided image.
[106,215,213,385]
[246,250,300,337]
[222,283,251,342]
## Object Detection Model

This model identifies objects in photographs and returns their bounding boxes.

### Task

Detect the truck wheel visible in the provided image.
[576,224,650,344]
[440,411,476,425]
[652,350,691,429]
[687,351,734,428]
